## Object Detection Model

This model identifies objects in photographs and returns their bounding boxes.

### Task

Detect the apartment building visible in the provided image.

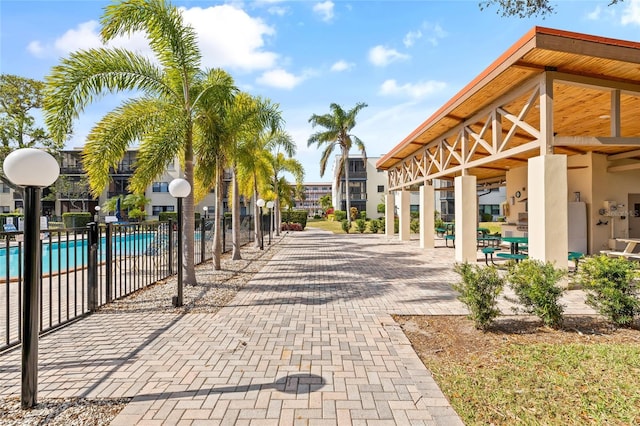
[294,182,332,217]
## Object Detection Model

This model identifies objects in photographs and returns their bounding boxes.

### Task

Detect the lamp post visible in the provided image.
[94,205,101,223]
[266,200,274,245]
[256,198,265,250]
[169,178,191,308]
[203,206,208,219]
[3,148,60,409]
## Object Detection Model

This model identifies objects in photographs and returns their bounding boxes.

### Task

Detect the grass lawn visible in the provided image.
[307,218,346,233]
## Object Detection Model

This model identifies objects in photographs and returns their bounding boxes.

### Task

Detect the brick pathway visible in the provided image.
[0,229,595,425]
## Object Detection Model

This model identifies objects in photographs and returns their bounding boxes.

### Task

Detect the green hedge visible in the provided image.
[158,211,201,222]
[62,212,92,228]
[282,210,307,229]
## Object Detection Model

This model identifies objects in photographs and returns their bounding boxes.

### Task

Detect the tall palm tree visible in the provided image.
[268,149,304,235]
[43,0,235,285]
[308,102,368,225]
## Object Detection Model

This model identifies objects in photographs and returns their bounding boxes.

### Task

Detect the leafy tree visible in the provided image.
[45,175,92,211]
[319,194,332,212]
[44,0,235,285]
[479,0,622,18]
[123,193,150,212]
[0,74,63,187]
[308,102,367,226]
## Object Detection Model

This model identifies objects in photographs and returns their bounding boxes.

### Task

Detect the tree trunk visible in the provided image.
[231,162,241,260]
[273,176,280,236]
[183,131,197,286]
[344,146,351,226]
[212,162,223,270]
[253,176,261,248]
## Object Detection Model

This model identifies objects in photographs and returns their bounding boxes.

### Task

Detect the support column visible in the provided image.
[528,155,568,268]
[385,192,395,238]
[399,190,410,241]
[420,184,435,249]
[454,175,477,263]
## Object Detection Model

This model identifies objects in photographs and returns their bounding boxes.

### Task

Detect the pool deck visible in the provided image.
[0,228,595,425]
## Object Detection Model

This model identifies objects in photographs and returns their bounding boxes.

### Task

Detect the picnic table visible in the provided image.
[600,238,640,260]
[495,236,528,263]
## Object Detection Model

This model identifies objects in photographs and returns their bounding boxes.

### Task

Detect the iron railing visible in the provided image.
[0,215,255,353]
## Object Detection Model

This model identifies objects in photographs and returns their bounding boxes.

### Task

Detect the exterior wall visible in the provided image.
[295,182,332,217]
[364,157,386,219]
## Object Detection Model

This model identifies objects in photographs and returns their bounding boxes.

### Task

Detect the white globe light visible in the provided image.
[3,148,60,187]
[95,206,101,212]
[266,201,274,209]
[256,198,265,207]
[168,178,191,198]
[203,206,208,211]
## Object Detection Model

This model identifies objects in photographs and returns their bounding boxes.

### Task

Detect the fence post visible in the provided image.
[200,217,205,264]
[87,222,98,312]
[168,219,174,275]
[222,216,227,253]
[105,223,113,303]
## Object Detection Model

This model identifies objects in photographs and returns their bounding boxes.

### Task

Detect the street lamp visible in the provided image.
[256,198,265,250]
[266,200,274,245]
[169,178,191,308]
[94,205,101,223]
[202,206,208,219]
[3,148,60,409]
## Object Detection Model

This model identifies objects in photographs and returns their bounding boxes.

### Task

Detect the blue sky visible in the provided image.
[2,0,640,184]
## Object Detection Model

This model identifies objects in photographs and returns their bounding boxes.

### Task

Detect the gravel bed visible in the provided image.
[0,235,285,425]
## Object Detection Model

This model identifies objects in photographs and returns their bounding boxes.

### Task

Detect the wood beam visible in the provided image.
[554,136,640,147]
[607,149,640,161]
[608,162,640,173]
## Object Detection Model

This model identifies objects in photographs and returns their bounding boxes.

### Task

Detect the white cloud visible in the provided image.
[403,30,422,48]
[587,5,602,20]
[29,5,278,72]
[181,5,277,71]
[330,60,354,72]
[621,0,640,25]
[379,79,447,100]
[368,45,409,67]
[256,68,305,89]
[313,1,335,22]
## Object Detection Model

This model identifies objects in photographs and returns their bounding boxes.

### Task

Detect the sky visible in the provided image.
[2,0,640,184]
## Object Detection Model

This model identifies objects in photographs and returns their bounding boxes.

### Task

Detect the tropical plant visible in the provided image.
[506,259,566,328]
[573,255,640,327]
[479,0,621,18]
[123,193,150,212]
[355,218,367,233]
[369,219,379,234]
[319,194,332,212]
[44,0,236,283]
[350,207,359,222]
[307,102,367,225]
[453,262,505,330]
[341,219,351,234]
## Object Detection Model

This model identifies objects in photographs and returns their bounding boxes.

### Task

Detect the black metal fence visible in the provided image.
[0,215,255,353]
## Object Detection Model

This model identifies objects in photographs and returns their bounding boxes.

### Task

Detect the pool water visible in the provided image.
[0,233,157,279]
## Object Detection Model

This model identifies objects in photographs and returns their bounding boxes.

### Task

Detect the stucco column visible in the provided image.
[420,184,435,249]
[385,192,395,238]
[528,155,568,269]
[398,190,411,241]
[454,175,477,263]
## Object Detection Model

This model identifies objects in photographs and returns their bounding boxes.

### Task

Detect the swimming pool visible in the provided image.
[0,233,157,279]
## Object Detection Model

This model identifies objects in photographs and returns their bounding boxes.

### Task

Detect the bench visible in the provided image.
[444,234,455,247]
[600,250,640,260]
[478,235,501,248]
[481,247,501,265]
[495,252,528,263]
[436,227,447,237]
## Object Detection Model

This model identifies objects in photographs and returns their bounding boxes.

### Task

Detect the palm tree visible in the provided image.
[43,0,235,285]
[308,102,368,225]
[268,148,304,235]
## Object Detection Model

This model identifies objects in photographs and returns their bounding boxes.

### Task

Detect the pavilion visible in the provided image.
[376,27,640,268]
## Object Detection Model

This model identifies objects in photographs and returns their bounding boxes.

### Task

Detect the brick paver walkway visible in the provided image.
[0,228,595,425]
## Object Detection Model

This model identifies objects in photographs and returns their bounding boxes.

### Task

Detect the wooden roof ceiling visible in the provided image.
[376,27,640,181]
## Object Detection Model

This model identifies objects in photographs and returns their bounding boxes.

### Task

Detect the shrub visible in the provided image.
[334,210,347,221]
[355,218,367,233]
[453,262,505,330]
[394,218,399,234]
[281,210,307,229]
[379,218,386,233]
[410,218,420,233]
[481,212,493,222]
[360,211,366,220]
[313,214,321,219]
[350,207,359,221]
[377,203,385,213]
[506,259,566,328]
[341,219,351,233]
[327,214,335,222]
[281,222,303,231]
[369,219,380,234]
[127,208,145,222]
[62,212,92,228]
[573,255,640,327]
[159,211,178,222]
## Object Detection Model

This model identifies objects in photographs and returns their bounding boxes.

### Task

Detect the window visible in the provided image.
[0,206,10,213]
[152,182,169,192]
[0,183,10,193]
[377,185,384,193]
[152,205,175,216]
